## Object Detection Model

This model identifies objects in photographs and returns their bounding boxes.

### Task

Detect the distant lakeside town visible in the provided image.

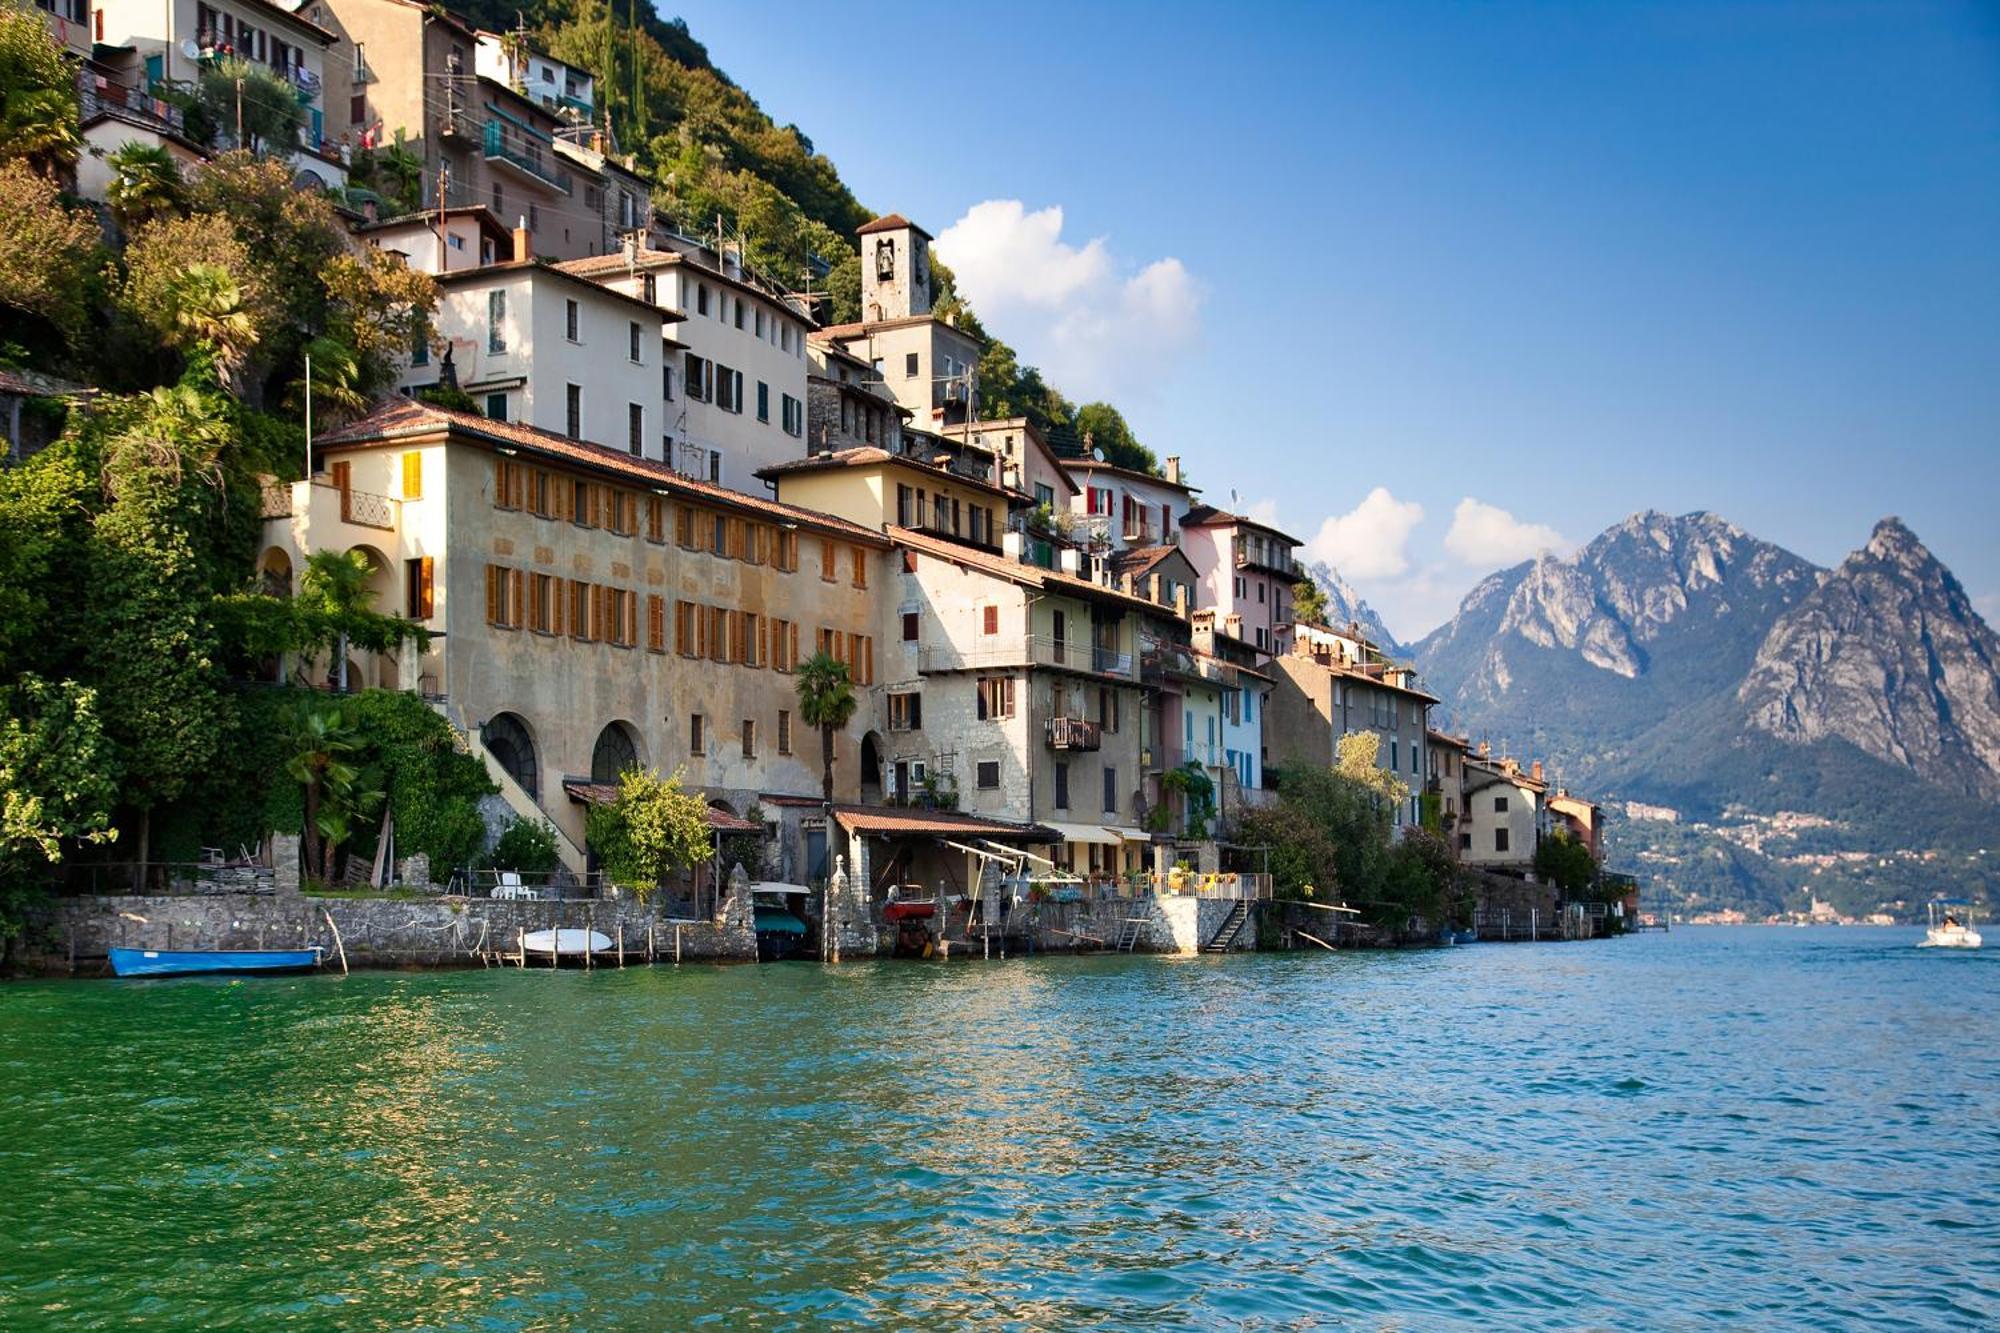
[3,0,1642,970]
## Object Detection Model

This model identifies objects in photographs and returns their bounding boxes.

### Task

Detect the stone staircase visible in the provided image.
[1202,901,1251,953]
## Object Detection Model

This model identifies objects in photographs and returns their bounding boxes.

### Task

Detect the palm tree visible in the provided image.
[297,549,378,691]
[161,263,257,394]
[104,142,186,231]
[378,132,423,214]
[0,85,81,177]
[794,652,857,808]
[285,707,382,882]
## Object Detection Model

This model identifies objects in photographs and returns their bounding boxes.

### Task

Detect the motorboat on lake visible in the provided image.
[1918,898,1982,950]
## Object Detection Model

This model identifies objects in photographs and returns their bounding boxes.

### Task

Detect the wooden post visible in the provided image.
[647,922,656,963]
[319,908,348,975]
[517,926,525,967]
[674,923,682,964]
[616,921,625,968]
[584,907,594,971]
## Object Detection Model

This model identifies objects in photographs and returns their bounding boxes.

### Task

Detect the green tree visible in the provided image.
[0,675,119,873]
[104,141,187,232]
[0,6,81,177]
[0,161,102,350]
[1294,578,1330,628]
[1535,827,1599,896]
[195,58,305,155]
[585,766,712,900]
[793,651,856,806]
[492,816,560,877]
[1381,826,1469,932]
[1074,402,1159,476]
[284,705,382,881]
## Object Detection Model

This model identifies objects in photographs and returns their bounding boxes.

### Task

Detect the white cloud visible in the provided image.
[1243,497,1283,528]
[1443,498,1570,566]
[1305,487,1425,581]
[934,201,1202,403]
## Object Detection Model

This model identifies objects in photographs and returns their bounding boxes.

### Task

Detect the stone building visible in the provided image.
[260,398,889,875]
[1461,754,1549,872]
[1268,623,1438,830]
[820,214,984,434]
[806,337,905,456]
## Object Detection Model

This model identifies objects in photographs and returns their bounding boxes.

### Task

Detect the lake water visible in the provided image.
[2,928,1997,1328]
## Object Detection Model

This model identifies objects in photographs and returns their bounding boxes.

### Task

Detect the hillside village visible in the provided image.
[1,0,1631,955]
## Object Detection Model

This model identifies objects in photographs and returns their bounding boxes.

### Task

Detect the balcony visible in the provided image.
[1046,716,1101,751]
[919,634,1136,680]
[79,71,185,136]
[1235,543,1297,578]
[1142,746,1185,772]
[482,122,573,193]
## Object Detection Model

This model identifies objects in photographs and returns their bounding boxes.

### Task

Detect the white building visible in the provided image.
[395,225,680,456]
[555,244,812,491]
[1063,455,1197,553]
[820,214,984,436]
[473,30,593,121]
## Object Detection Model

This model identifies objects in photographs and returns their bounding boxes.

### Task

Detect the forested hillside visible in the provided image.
[471,0,1162,472]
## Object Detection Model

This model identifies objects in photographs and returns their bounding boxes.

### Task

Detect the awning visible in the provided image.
[832,805,1054,841]
[1041,821,1121,847]
[1105,826,1152,843]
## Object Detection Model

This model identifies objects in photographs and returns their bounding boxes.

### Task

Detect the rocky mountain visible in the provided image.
[1412,511,2000,915]
[1740,518,2000,802]
[1300,559,1401,652]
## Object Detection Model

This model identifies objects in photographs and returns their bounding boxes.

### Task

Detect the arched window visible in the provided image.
[591,722,640,784]
[485,713,538,798]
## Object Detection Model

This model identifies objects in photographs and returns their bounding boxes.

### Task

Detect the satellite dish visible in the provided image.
[1092,447,1105,462]
[181,38,200,59]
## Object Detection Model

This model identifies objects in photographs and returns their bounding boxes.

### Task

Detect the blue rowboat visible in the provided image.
[108,946,323,978]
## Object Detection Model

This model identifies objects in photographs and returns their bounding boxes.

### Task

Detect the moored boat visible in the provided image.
[108,946,323,978]
[521,928,613,958]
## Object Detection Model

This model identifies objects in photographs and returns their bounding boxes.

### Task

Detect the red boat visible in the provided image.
[883,900,937,922]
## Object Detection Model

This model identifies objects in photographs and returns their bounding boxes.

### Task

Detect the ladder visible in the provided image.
[1202,901,1250,953]
[1116,917,1147,952]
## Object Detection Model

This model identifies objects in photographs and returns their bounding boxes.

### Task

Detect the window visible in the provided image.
[674,600,696,655]
[646,594,665,652]
[976,676,1015,720]
[494,459,524,509]
[1103,766,1117,814]
[571,479,595,527]
[782,394,803,436]
[410,328,429,367]
[741,719,755,759]
[905,352,919,379]
[778,710,793,755]
[1053,761,1069,810]
[646,497,665,543]
[983,605,1000,636]
[685,352,710,402]
[711,514,728,557]
[755,309,766,338]
[528,203,538,232]
[888,692,921,731]
[771,618,797,671]
[1495,795,1509,813]
[715,366,742,413]
[642,274,656,304]
[897,485,914,527]
[851,546,867,589]
[708,451,721,483]
[567,580,593,640]
[1391,739,1399,772]
[485,392,508,422]
[756,380,769,422]
[628,321,642,362]
[690,713,705,754]
[401,452,423,499]
[405,557,433,618]
[483,564,521,628]
[565,299,579,342]
[605,588,635,647]
[566,383,582,439]
[1257,583,1266,603]
[734,301,744,331]
[977,761,1000,790]
[696,284,709,316]
[1035,482,1054,508]
[901,612,919,642]
[1495,827,1511,853]
[487,290,507,352]
[742,612,763,666]
[662,359,674,402]
[820,538,837,582]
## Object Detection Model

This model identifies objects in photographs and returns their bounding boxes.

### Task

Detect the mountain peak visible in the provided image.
[1864,515,1927,564]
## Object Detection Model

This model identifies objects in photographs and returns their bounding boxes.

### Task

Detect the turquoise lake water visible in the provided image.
[2,927,1997,1328]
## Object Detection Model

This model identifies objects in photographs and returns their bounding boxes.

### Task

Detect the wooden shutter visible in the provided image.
[402,451,423,499]
[625,592,638,647]
[417,557,434,618]
[485,564,501,625]
[862,635,874,686]
[648,595,665,652]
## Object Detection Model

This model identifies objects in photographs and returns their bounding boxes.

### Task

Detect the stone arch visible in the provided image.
[346,543,398,614]
[859,731,884,806]
[259,546,293,598]
[484,712,539,799]
[590,720,643,784]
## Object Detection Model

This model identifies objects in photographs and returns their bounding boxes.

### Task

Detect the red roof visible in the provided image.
[833,805,1053,840]
[856,213,931,239]
[891,525,1172,617]
[314,399,890,545]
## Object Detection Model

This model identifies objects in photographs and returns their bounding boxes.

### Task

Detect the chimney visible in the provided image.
[512,217,531,263]
[1532,760,1544,782]
[1165,456,1181,486]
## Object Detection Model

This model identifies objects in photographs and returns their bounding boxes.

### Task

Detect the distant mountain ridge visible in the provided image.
[1300,559,1402,653]
[1407,510,2000,913]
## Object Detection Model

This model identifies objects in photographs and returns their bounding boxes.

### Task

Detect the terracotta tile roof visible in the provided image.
[436,258,681,322]
[817,313,981,344]
[1111,544,1182,576]
[0,368,90,398]
[833,805,1052,840]
[554,248,812,326]
[1181,502,1304,547]
[314,399,889,544]
[890,525,1174,618]
[856,213,931,239]
[1060,457,1197,493]
[759,447,1016,502]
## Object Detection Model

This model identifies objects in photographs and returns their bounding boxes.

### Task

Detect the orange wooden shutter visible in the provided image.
[508,570,523,628]
[417,557,434,618]
[485,565,500,624]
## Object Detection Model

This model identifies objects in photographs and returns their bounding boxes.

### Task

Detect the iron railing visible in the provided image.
[918,634,1135,679]
[1046,716,1101,751]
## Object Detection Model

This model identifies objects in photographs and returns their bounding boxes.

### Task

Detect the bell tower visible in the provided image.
[857,214,932,321]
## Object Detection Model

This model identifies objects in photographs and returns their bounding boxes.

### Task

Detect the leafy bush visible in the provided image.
[491,816,560,876]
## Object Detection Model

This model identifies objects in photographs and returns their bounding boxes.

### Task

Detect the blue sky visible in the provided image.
[672,0,2000,639]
